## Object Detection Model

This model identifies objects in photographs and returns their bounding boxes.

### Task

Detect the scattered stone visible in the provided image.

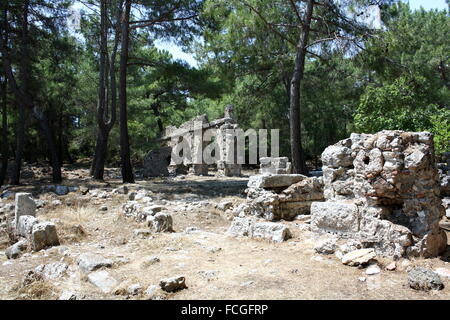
[128,283,142,295]
[5,239,28,259]
[240,281,254,287]
[408,267,444,291]
[217,200,233,211]
[141,256,160,268]
[227,217,291,242]
[147,212,173,232]
[342,248,376,266]
[87,270,118,294]
[17,215,38,237]
[359,277,366,282]
[145,285,158,297]
[14,193,36,227]
[31,222,60,251]
[159,275,187,292]
[434,268,450,279]
[133,229,152,238]
[77,253,113,272]
[314,237,337,254]
[386,262,397,271]
[100,205,108,212]
[198,270,219,281]
[51,200,62,206]
[59,291,79,300]
[365,264,381,275]
[35,262,68,279]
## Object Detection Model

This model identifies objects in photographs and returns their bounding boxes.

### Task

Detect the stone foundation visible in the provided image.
[311,130,447,259]
[235,172,324,221]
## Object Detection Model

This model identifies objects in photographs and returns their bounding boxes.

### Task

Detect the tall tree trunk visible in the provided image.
[11,0,31,185]
[11,103,25,185]
[118,0,134,183]
[34,108,62,183]
[0,2,8,187]
[289,0,314,175]
[0,78,7,187]
[92,0,119,180]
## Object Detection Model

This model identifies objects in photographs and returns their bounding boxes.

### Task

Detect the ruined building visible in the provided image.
[143,105,242,177]
[311,130,447,259]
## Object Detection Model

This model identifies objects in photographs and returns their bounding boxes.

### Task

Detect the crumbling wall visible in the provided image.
[311,130,447,259]
[234,160,324,221]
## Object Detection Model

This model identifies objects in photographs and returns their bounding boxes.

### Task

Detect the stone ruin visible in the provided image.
[232,157,324,221]
[143,105,241,177]
[311,130,447,259]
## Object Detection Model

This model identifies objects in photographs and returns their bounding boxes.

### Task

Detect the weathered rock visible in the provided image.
[366,264,381,275]
[342,248,376,266]
[259,157,292,175]
[311,202,359,235]
[87,270,118,293]
[5,239,28,259]
[147,212,173,232]
[14,193,36,227]
[314,237,337,254]
[227,217,291,242]
[143,147,172,177]
[434,268,450,279]
[247,174,306,190]
[30,222,59,251]
[35,262,68,279]
[386,262,397,271]
[408,267,444,291]
[77,253,113,272]
[17,215,39,237]
[311,131,447,258]
[217,200,233,211]
[59,291,79,300]
[127,284,142,295]
[133,229,152,238]
[159,275,187,292]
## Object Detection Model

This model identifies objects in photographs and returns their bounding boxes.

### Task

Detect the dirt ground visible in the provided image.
[0,166,449,300]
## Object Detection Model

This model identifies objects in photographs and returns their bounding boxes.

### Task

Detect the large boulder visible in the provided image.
[408,267,444,291]
[143,146,172,177]
[30,222,60,251]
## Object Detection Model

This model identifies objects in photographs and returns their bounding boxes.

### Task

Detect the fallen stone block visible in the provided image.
[31,222,60,251]
[247,174,306,190]
[147,212,173,232]
[35,262,68,279]
[88,270,118,294]
[5,239,28,259]
[342,248,376,266]
[227,217,291,242]
[311,201,359,235]
[77,253,113,272]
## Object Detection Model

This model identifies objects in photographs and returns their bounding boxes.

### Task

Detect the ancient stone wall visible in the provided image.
[142,105,242,177]
[311,130,447,259]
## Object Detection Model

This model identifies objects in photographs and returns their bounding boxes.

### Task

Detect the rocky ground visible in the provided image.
[0,165,449,300]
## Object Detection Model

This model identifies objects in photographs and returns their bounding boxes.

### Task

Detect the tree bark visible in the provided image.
[118,0,134,183]
[0,2,8,187]
[289,0,314,175]
[91,0,119,180]
[0,78,7,187]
